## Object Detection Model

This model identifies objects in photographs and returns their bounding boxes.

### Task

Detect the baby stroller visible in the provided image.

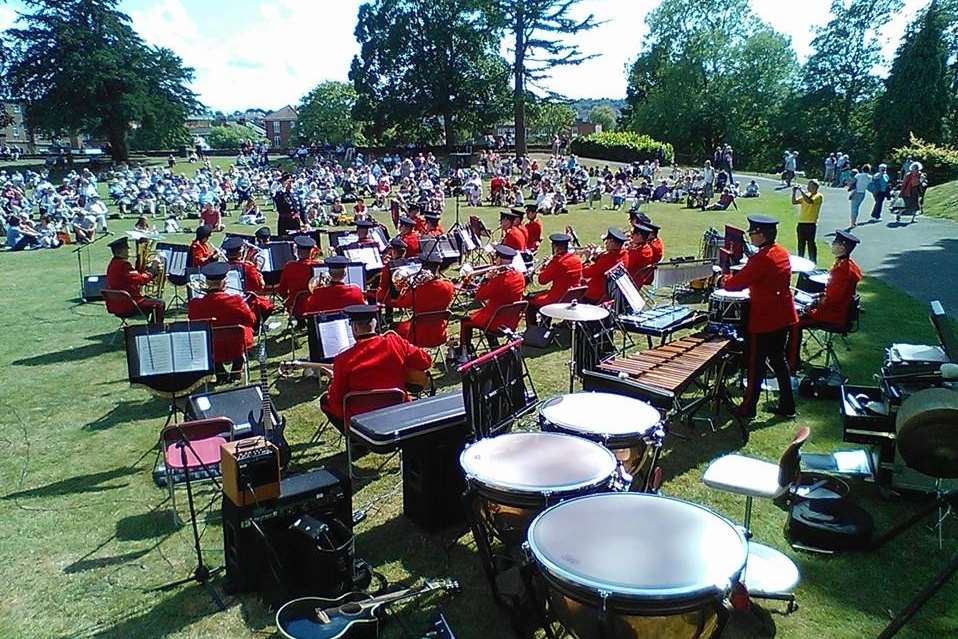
[890,181,926,224]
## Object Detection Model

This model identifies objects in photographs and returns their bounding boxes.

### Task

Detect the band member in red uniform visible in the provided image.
[390,254,456,344]
[222,236,275,324]
[423,212,445,237]
[278,235,320,317]
[626,223,655,287]
[302,255,367,314]
[352,219,381,248]
[458,244,526,358]
[320,304,432,432]
[524,204,543,252]
[189,225,220,267]
[105,236,166,324]
[407,204,428,235]
[187,262,257,377]
[722,215,798,419]
[582,227,629,304]
[396,216,420,257]
[526,233,583,326]
[646,221,664,264]
[787,230,863,370]
[254,226,271,248]
[500,209,528,251]
[373,237,407,304]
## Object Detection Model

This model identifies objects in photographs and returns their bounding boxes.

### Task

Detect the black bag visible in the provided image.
[787,497,874,552]
[522,324,553,349]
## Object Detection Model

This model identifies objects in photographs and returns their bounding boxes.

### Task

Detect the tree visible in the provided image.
[873,1,954,159]
[528,100,575,141]
[588,104,616,132]
[207,124,262,150]
[3,0,199,161]
[350,0,510,148]
[488,0,600,155]
[294,81,364,145]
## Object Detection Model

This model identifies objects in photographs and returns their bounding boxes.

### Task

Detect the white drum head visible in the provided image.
[711,289,750,301]
[540,393,660,439]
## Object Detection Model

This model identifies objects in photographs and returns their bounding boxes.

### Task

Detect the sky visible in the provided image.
[0,0,931,113]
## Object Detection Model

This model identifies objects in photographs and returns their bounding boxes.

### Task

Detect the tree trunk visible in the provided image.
[443,109,457,150]
[513,7,527,156]
[107,125,129,163]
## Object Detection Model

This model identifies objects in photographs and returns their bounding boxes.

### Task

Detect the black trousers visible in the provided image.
[741,327,795,417]
[796,223,817,263]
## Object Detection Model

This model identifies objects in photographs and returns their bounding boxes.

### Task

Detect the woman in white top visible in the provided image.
[849,163,872,229]
[702,160,715,199]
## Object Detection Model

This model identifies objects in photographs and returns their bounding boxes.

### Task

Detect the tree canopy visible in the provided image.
[350,0,509,148]
[527,100,576,141]
[207,123,262,150]
[3,0,199,161]
[588,104,617,131]
[294,81,364,145]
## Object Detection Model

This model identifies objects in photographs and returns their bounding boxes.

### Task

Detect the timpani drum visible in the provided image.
[526,493,748,639]
[539,392,662,479]
[459,432,622,546]
[707,289,750,328]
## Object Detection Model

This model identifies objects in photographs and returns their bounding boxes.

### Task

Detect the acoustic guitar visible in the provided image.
[275,578,459,639]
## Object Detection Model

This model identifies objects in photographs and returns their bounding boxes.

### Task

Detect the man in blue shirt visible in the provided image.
[5,216,41,250]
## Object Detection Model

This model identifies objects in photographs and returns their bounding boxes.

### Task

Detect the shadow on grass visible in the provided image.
[84,398,169,432]
[11,330,119,366]
[3,465,140,500]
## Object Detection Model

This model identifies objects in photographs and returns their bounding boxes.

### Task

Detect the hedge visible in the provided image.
[570,131,674,164]
[890,133,958,185]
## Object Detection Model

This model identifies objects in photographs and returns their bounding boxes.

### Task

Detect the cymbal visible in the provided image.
[896,388,958,478]
[789,255,817,274]
[540,302,609,322]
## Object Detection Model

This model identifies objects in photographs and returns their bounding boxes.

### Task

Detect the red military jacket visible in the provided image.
[413,215,429,235]
[582,248,629,303]
[650,237,664,263]
[392,278,456,344]
[278,258,320,315]
[302,282,366,315]
[425,222,445,237]
[106,257,153,310]
[503,226,527,252]
[229,258,266,293]
[626,242,655,287]
[723,242,798,334]
[469,268,526,329]
[808,257,862,326]
[524,219,543,251]
[187,290,257,349]
[190,239,217,267]
[399,230,420,257]
[324,331,432,421]
[373,262,393,304]
[530,252,583,306]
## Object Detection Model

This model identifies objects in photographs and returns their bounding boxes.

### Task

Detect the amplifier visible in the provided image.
[221,437,281,506]
[223,469,353,602]
[82,275,106,301]
[187,384,278,438]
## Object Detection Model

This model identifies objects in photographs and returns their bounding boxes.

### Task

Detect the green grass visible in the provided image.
[0,160,955,639]
[922,178,958,222]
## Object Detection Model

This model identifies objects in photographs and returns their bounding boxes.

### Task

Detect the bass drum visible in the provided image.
[527,493,747,639]
[459,432,621,547]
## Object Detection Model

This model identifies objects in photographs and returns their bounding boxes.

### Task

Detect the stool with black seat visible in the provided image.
[478,300,528,354]
[702,426,808,617]
[802,295,861,378]
[102,288,153,342]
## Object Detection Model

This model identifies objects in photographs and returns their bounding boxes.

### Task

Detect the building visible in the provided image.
[264,105,297,150]
[0,100,88,153]
[572,119,601,136]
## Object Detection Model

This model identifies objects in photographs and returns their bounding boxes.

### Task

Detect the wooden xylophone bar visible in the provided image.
[597,333,731,394]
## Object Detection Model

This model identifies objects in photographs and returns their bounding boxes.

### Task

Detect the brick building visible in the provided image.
[264,105,297,150]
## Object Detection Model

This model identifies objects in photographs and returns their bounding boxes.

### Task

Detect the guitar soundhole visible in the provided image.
[341,603,363,615]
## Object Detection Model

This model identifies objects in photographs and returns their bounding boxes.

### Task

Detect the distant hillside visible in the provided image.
[568,98,627,121]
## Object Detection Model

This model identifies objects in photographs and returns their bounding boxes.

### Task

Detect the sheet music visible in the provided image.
[171,331,209,372]
[616,274,646,313]
[458,229,477,252]
[136,334,174,376]
[164,249,187,277]
[258,247,273,272]
[224,269,244,296]
[370,227,388,251]
[346,247,383,270]
[510,254,527,273]
[336,233,359,248]
[318,319,355,358]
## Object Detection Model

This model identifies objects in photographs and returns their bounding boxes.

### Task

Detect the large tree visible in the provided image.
[873,1,955,159]
[588,104,617,132]
[488,0,600,155]
[294,81,364,145]
[3,0,199,161]
[528,100,575,141]
[350,0,509,148]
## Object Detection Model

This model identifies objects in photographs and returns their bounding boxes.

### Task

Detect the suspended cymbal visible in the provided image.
[896,388,958,479]
[540,302,609,322]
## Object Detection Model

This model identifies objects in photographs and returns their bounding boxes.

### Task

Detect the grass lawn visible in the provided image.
[921,178,958,223]
[0,158,955,639]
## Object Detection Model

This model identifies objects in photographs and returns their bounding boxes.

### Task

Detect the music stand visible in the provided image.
[458,339,537,440]
[311,262,366,289]
[185,265,246,301]
[156,242,190,311]
[306,311,355,363]
[259,240,294,288]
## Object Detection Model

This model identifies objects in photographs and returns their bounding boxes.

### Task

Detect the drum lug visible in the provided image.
[612,463,633,492]
[598,589,611,621]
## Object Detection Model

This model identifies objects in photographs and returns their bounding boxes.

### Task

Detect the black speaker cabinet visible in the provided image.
[187,384,278,438]
[402,423,469,532]
[82,274,106,301]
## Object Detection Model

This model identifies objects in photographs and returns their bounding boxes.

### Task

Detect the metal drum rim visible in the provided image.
[526,493,747,603]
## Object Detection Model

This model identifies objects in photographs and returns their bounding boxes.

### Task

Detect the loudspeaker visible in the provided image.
[402,423,469,531]
[82,275,106,301]
[187,384,277,438]
[220,437,281,506]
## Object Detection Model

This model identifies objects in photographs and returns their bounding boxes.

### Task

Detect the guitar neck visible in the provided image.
[353,583,445,611]
[257,338,274,431]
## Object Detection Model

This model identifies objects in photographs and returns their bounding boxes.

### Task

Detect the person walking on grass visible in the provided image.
[792,180,823,263]
[848,163,871,229]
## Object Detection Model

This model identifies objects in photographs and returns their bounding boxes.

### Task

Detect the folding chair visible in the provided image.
[478,300,528,354]
[802,296,861,378]
[160,417,234,526]
[343,388,406,482]
[211,324,252,384]
[407,309,452,372]
[284,289,310,359]
[102,288,152,342]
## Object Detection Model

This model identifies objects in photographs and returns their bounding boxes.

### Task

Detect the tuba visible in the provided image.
[133,233,166,299]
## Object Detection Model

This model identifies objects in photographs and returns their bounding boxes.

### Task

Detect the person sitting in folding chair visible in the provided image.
[526,233,583,327]
[582,227,629,304]
[320,304,432,435]
[390,253,455,343]
[187,262,256,380]
[277,235,321,317]
[301,255,366,314]
[524,204,543,252]
[395,215,421,257]
[787,229,862,371]
[423,212,445,237]
[223,236,275,328]
[105,236,165,324]
[499,209,528,251]
[457,244,525,359]
[189,224,220,267]
[626,223,655,289]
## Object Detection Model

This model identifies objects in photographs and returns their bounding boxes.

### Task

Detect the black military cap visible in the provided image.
[834,229,861,246]
[196,224,212,239]
[389,236,407,249]
[604,227,627,243]
[254,226,271,239]
[108,237,129,251]
[631,223,652,236]
[294,235,316,250]
[355,219,376,229]
[344,304,378,321]
[494,244,517,258]
[424,212,441,221]
[549,233,572,244]
[202,262,230,281]
[500,209,522,220]
[324,255,349,268]
[399,215,416,227]
[221,236,243,252]
[747,215,779,231]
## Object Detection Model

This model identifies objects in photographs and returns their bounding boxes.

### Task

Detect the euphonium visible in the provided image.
[308,270,332,293]
[135,237,166,298]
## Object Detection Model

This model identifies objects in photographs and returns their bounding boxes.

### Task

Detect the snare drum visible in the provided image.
[539,393,662,479]
[526,493,747,639]
[460,432,620,546]
[707,289,750,327]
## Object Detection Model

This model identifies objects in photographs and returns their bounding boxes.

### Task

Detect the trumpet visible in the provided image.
[574,243,600,263]
[308,271,331,293]
[457,262,511,285]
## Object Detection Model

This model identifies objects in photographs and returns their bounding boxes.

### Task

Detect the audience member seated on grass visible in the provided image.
[71,208,96,243]
[651,180,671,202]
[702,187,738,211]
[610,182,628,210]
[744,180,760,197]
[5,215,42,250]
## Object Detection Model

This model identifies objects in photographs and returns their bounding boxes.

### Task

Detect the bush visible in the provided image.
[889,133,958,185]
[569,131,673,164]
[207,124,263,150]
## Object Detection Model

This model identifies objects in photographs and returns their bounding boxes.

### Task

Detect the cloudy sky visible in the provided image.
[0,0,929,113]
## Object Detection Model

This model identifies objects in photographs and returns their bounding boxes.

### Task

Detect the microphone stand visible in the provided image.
[73,231,112,302]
